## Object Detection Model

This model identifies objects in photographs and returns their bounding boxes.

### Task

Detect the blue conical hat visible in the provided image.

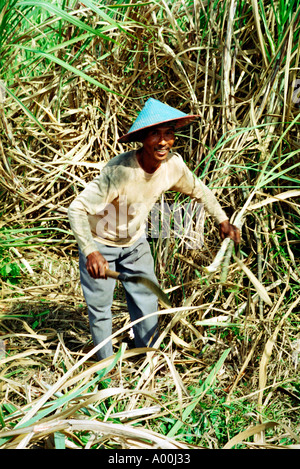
[118,98,198,143]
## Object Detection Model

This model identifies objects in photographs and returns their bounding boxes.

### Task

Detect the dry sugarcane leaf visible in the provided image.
[204,237,231,273]
[248,190,300,210]
[0,418,187,450]
[233,255,272,306]
[251,0,269,68]
[223,421,278,449]
[109,405,161,422]
[258,295,300,409]
[170,330,200,354]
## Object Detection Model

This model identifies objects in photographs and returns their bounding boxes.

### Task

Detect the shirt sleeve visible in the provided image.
[68,171,118,257]
[170,155,228,224]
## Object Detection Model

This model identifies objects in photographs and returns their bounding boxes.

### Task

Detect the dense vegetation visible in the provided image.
[0,0,299,449]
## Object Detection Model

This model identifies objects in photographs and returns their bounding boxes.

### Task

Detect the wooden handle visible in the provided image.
[105,269,121,280]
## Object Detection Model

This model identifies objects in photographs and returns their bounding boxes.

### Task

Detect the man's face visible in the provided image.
[141,125,175,165]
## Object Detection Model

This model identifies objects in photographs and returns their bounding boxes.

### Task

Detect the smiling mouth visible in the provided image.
[155,147,169,156]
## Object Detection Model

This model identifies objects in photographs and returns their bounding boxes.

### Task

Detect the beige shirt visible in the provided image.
[68,150,228,257]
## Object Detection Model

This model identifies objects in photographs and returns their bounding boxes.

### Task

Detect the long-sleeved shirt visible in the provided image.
[68,150,228,257]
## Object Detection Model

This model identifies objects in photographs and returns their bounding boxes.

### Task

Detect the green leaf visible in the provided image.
[54,432,66,449]
[10,46,120,96]
[16,0,116,42]
[167,348,231,438]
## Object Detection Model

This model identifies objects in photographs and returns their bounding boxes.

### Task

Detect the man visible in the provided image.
[68,98,240,360]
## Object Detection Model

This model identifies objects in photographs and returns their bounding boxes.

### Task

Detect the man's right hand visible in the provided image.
[86,251,109,279]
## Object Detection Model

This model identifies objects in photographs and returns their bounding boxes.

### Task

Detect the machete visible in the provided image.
[106,269,171,309]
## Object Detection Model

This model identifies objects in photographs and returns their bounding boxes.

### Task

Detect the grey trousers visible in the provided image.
[79,236,159,360]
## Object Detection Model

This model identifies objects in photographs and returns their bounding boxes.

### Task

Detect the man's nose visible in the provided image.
[158,134,167,145]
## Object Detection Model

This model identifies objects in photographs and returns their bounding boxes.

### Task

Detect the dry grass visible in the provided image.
[0,0,300,449]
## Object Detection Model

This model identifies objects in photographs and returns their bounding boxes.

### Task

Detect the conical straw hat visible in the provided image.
[118,98,198,143]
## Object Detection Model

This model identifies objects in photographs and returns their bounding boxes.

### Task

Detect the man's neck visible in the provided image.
[136,149,160,174]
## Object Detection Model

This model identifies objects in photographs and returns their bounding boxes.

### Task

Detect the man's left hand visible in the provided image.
[219,219,241,244]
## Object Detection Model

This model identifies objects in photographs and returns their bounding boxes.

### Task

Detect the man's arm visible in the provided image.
[170,155,241,244]
[170,155,228,224]
[68,172,118,278]
[68,170,118,254]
